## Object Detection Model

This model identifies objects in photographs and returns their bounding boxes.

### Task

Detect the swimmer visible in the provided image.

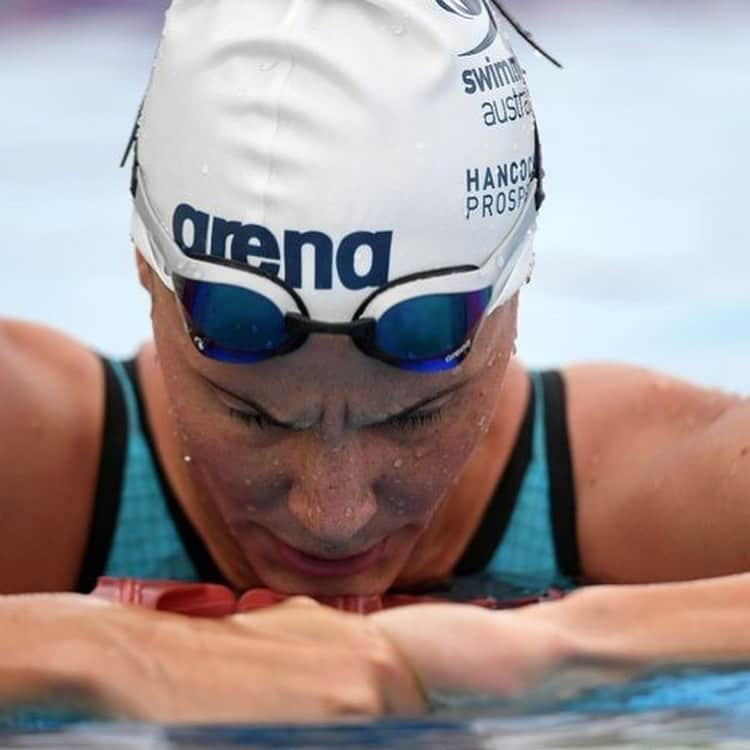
[1,0,749,724]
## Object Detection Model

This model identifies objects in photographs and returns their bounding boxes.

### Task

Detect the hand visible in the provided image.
[0,594,424,724]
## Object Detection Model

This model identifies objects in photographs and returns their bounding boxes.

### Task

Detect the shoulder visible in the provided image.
[563,363,737,454]
[563,363,738,476]
[0,319,105,593]
[561,363,740,583]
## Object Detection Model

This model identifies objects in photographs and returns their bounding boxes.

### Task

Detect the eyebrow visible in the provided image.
[206,376,473,429]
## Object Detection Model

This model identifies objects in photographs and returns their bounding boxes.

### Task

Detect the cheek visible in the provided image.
[154,355,286,510]
[177,417,301,531]
[380,411,490,520]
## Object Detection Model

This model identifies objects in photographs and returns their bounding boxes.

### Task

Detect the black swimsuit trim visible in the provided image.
[122,360,226,584]
[541,371,581,579]
[453,377,536,577]
[75,358,128,594]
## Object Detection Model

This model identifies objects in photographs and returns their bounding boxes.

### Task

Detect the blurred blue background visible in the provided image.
[1,0,748,391]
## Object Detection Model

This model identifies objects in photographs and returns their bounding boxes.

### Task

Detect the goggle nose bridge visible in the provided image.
[285,313,375,344]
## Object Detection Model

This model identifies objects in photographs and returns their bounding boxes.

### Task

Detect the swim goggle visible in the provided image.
[134,170,537,373]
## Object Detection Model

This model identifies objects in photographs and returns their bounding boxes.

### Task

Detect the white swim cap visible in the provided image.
[131,0,540,321]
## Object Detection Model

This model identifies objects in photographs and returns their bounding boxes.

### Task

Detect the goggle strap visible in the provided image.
[489,234,535,314]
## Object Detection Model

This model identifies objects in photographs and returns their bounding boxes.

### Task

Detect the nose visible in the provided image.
[286,434,377,549]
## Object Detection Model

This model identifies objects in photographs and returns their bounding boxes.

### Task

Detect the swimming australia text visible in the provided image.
[173,204,392,290]
[461,55,533,129]
[462,55,524,95]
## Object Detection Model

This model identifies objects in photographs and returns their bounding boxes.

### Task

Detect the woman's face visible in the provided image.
[147,269,518,596]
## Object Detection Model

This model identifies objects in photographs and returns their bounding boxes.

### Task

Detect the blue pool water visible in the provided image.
[4,669,750,748]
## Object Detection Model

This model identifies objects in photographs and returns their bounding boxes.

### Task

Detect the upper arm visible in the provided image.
[0,319,104,593]
[564,363,747,584]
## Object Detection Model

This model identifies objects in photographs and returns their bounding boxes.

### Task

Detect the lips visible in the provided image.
[274,538,388,578]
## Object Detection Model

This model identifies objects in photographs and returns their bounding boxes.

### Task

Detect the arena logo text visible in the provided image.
[172,204,393,291]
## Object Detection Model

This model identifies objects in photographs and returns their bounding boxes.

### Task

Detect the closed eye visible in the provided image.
[229,408,274,430]
[384,407,444,431]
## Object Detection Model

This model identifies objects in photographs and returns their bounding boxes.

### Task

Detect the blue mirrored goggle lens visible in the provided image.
[175,277,292,364]
[373,288,493,372]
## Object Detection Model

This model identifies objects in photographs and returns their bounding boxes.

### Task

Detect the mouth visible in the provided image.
[274,538,389,578]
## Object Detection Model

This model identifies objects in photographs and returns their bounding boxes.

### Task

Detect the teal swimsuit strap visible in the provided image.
[75,358,129,593]
[454,370,580,580]
[112,359,222,582]
[75,357,223,592]
[539,371,579,577]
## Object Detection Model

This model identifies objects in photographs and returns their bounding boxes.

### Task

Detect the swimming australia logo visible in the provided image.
[434,0,498,57]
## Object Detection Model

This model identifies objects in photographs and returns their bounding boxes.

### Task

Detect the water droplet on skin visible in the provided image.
[244,478,252,486]
[183,455,192,463]
[315,504,322,514]
[344,507,354,519]
[393,458,404,470]
[478,416,487,429]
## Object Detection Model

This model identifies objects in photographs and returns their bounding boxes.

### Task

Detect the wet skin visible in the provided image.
[138,257,521,597]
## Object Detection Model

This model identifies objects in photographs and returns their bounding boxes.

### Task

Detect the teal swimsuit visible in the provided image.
[74,360,580,593]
